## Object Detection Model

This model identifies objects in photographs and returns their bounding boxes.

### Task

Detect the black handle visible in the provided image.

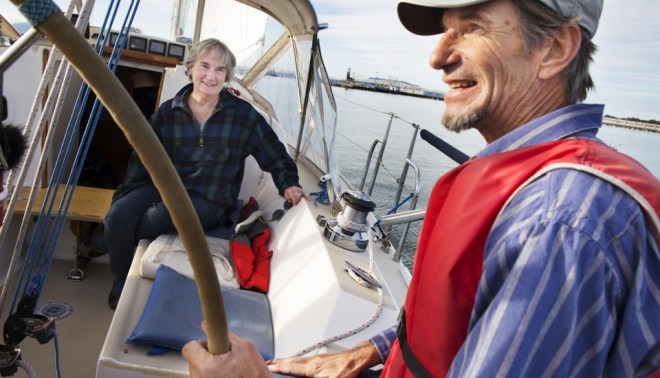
[420,129,469,164]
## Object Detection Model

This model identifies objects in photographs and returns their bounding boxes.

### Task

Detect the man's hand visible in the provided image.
[267,341,381,378]
[182,332,271,378]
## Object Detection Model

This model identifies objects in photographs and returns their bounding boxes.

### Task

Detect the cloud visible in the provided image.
[585,0,660,119]
[2,0,658,119]
[313,0,440,87]
[313,0,660,119]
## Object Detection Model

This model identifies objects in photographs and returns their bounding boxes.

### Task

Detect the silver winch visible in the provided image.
[323,190,376,252]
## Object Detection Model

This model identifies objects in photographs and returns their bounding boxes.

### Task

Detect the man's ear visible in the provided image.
[538,22,581,80]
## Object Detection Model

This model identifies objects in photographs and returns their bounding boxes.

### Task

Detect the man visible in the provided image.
[184,0,660,376]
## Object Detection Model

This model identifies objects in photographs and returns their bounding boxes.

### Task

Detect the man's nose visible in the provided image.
[429,28,459,70]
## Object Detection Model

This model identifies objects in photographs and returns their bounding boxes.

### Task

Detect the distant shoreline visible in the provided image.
[603,117,660,133]
[330,80,444,101]
[331,84,658,133]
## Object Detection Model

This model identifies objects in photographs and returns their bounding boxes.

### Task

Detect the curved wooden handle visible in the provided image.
[10,1,229,355]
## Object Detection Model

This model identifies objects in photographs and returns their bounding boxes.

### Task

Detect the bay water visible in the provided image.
[332,88,660,268]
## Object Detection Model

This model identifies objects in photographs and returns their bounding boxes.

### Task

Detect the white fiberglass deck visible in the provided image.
[97,161,409,377]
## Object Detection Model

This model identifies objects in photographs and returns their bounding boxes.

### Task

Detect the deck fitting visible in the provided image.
[37,302,73,320]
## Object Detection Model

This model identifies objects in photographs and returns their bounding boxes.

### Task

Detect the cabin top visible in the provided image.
[87,26,188,66]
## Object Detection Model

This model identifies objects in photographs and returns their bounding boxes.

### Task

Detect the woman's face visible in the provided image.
[189,50,228,98]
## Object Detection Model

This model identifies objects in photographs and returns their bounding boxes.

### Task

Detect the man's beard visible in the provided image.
[442,109,486,133]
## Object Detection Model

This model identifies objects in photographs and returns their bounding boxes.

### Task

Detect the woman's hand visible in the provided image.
[284,186,311,205]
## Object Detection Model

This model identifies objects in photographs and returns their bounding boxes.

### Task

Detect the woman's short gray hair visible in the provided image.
[513,0,597,104]
[184,38,237,83]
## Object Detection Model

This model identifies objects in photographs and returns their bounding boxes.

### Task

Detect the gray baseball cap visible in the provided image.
[397,0,603,38]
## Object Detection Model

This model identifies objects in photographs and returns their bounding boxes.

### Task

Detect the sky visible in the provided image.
[2,0,659,121]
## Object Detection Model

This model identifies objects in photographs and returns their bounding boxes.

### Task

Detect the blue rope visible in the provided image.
[10,0,141,312]
[18,0,60,26]
[52,329,62,378]
[309,180,330,206]
[37,0,140,295]
[9,0,109,312]
[386,193,413,215]
[37,0,141,300]
[375,193,413,226]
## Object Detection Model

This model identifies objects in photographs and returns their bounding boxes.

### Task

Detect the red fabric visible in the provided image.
[383,139,660,377]
[230,197,273,293]
[244,228,272,292]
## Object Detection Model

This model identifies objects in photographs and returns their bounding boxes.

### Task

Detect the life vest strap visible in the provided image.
[397,308,433,378]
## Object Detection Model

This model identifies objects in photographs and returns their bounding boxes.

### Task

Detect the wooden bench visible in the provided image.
[14,185,114,223]
[13,185,115,280]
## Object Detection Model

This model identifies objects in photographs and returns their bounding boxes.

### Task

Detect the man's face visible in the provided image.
[431,0,543,141]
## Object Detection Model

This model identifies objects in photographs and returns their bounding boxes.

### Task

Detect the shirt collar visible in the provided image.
[475,103,604,158]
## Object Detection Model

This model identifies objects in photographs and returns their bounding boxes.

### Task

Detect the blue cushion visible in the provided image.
[127,264,274,360]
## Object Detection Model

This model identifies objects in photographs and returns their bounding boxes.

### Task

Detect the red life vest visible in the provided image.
[230,197,273,293]
[383,139,660,377]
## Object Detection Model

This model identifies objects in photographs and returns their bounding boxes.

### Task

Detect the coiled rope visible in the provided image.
[309,179,330,206]
[292,228,383,357]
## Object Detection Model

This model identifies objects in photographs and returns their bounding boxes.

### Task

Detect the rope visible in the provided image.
[333,95,420,196]
[9,0,230,355]
[0,0,80,319]
[52,329,61,378]
[337,212,369,233]
[309,179,330,206]
[8,0,140,315]
[375,193,414,226]
[16,360,37,378]
[17,0,60,26]
[292,229,383,357]
[335,94,420,127]
[35,0,142,299]
[386,193,413,215]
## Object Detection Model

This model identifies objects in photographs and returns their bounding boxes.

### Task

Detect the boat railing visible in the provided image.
[358,112,425,261]
[390,158,422,260]
[359,113,394,195]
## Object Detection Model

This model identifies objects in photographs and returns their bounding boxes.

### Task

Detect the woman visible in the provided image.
[104,38,309,310]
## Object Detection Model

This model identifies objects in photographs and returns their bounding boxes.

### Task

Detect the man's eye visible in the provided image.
[469,23,483,32]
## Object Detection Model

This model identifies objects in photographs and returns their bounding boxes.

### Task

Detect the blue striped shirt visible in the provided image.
[371,104,660,377]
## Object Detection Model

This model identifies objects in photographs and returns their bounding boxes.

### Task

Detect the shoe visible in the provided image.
[89,231,108,258]
[108,277,125,310]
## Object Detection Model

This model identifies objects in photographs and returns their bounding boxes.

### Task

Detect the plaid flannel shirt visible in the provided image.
[119,84,300,223]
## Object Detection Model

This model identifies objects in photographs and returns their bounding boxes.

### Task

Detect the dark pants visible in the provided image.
[104,185,220,279]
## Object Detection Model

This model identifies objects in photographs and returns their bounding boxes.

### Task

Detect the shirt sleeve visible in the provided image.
[448,169,660,377]
[369,325,397,362]
[249,112,300,194]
